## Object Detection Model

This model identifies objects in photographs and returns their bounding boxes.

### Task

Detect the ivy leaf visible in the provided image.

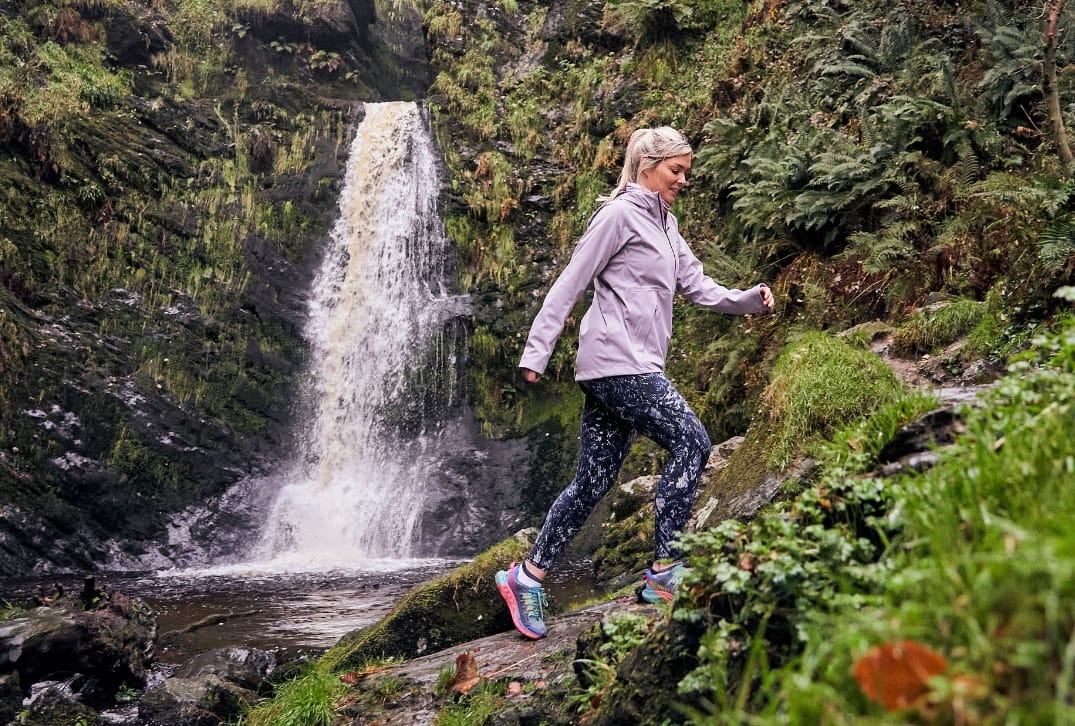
[852,640,948,711]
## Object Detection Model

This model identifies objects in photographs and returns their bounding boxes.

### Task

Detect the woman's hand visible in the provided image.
[758,284,775,312]
[521,368,541,383]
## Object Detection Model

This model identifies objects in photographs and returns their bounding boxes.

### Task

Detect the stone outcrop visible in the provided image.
[137,647,277,726]
[0,581,156,719]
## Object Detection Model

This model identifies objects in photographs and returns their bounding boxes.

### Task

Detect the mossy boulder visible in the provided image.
[590,475,658,586]
[693,331,904,531]
[322,531,535,670]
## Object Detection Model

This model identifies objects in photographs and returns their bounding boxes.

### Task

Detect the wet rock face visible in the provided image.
[137,647,276,726]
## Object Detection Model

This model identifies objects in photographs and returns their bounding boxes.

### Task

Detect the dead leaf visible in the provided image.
[852,640,948,711]
[738,553,755,571]
[449,651,482,694]
[507,681,523,697]
[340,663,393,684]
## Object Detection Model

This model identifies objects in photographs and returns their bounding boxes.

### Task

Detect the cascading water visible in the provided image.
[249,101,467,569]
[33,101,554,661]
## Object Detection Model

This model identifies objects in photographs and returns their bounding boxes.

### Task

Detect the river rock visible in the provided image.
[135,646,276,725]
[137,673,256,726]
[18,679,104,726]
[0,585,156,709]
[171,646,277,691]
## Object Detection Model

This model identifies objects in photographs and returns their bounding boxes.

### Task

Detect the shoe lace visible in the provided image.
[651,564,686,589]
[520,585,548,621]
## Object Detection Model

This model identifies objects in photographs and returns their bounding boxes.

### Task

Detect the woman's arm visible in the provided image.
[675,234,773,315]
[518,205,626,374]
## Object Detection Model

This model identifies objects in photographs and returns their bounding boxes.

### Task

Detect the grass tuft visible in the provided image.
[891,298,985,357]
[238,662,343,726]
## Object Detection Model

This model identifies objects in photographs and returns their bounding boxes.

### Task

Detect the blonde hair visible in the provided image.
[603,126,693,200]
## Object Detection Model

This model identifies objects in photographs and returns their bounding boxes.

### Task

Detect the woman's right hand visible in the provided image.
[521,368,541,383]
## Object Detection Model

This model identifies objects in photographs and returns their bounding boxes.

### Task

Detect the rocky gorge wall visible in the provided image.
[0,0,435,574]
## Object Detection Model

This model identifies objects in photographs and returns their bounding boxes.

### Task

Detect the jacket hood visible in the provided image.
[615,182,667,217]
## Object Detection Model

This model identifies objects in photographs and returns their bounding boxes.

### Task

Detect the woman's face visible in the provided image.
[639,153,692,206]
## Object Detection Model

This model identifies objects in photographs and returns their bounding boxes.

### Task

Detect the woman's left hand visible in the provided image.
[759,284,775,312]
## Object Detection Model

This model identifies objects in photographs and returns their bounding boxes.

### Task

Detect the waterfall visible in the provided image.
[250,102,466,569]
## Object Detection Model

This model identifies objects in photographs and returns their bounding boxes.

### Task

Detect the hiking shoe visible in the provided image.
[640,562,687,604]
[495,562,548,639]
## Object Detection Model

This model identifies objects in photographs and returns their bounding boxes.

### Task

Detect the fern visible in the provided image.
[842,221,920,274]
[975,16,1043,119]
[1039,214,1075,276]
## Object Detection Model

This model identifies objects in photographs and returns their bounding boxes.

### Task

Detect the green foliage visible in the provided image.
[571,612,656,719]
[0,600,26,621]
[663,317,1075,723]
[808,388,938,474]
[674,472,900,716]
[890,298,985,357]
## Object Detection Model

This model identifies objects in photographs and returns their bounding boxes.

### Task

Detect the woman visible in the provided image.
[496,127,775,639]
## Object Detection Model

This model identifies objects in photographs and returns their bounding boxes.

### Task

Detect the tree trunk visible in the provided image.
[1044,0,1073,174]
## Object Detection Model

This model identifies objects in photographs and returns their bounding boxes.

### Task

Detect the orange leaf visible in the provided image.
[852,640,948,711]
[449,651,482,694]
[339,663,392,684]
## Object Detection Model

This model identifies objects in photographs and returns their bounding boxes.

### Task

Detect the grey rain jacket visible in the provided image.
[519,183,769,381]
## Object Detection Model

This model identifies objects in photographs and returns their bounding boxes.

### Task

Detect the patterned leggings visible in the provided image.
[528,372,711,570]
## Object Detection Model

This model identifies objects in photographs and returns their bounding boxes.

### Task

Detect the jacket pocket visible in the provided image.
[625,287,663,352]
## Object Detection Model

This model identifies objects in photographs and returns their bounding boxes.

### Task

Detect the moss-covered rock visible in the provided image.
[693,332,904,531]
[321,531,535,670]
[590,475,658,585]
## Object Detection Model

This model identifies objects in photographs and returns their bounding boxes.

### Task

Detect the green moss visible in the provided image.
[764,331,905,470]
[320,532,533,671]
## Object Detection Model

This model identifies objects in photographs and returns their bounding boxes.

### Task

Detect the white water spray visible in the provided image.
[250,102,465,569]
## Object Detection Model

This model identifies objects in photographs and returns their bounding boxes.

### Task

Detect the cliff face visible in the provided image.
[0,0,430,574]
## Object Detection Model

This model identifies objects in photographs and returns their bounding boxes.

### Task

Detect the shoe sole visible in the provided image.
[496,571,546,640]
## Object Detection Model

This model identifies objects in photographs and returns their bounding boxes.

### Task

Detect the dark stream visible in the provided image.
[1,558,602,665]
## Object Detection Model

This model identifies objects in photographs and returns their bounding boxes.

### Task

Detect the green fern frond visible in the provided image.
[1039,213,1075,275]
[813,59,876,79]
[843,228,917,274]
